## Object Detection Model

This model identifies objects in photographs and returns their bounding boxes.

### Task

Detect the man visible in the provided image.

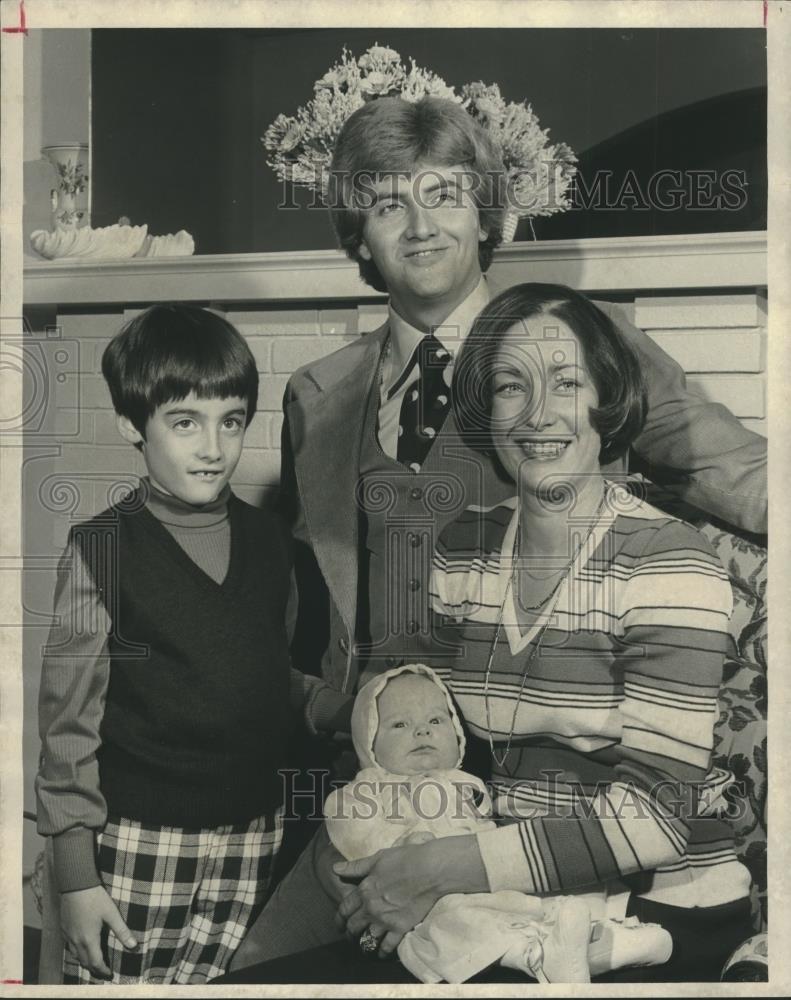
[230,95,766,969]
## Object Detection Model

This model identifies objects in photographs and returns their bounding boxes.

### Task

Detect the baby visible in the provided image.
[324,664,673,984]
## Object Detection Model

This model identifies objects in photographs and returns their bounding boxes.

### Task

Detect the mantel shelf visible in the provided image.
[23,231,767,306]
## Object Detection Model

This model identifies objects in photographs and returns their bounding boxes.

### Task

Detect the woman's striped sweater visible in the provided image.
[429,482,751,906]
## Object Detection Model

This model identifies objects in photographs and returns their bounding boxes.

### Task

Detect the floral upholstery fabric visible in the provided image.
[700,522,767,931]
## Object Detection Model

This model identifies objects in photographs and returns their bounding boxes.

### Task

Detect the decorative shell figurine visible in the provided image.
[30,223,147,260]
[138,230,196,257]
[30,223,195,261]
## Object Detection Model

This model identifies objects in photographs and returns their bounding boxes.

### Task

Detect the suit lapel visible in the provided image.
[287,325,388,635]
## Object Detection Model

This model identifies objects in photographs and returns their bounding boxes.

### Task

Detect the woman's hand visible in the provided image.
[334,834,488,957]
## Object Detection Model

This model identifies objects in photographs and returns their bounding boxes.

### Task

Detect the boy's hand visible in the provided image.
[61,885,138,980]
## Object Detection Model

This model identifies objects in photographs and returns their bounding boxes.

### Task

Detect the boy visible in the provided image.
[35,304,338,984]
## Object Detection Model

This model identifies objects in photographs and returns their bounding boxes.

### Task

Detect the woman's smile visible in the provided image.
[512,437,572,460]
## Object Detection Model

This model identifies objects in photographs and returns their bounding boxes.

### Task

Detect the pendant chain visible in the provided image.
[483,489,608,768]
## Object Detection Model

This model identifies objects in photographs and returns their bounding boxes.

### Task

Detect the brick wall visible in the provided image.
[636,292,767,438]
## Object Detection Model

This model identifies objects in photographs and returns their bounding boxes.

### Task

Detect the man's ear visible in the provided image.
[116,414,144,447]
[478,224,488,243]
[358,240,372,262]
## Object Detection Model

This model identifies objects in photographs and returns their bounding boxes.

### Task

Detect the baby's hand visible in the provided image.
[394,830,437,847]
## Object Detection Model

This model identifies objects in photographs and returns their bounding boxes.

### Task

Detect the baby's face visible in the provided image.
[372,674,460,775]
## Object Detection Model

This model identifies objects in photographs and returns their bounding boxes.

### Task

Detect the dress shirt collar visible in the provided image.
[384,277,491,395]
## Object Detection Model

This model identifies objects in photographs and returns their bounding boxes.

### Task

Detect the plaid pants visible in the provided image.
[63,808,283,984]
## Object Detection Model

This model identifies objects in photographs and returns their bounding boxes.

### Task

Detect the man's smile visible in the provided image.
[404,246,448,261]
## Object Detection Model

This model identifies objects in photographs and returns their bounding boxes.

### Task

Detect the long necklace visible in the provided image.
[483,488,608,768]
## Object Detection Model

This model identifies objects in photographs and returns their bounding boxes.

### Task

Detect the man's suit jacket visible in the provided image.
[280,302,767,696]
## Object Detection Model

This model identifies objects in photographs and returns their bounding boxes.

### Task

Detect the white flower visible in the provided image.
[471,96,503,122]
[360,71,400,96]
[264,113,301,154]
[461,81,506,122]
[314,50,360,93]
[358,45,401,70]
[401,63,458,102]
[281,122,304,152]
[315,67,346,90]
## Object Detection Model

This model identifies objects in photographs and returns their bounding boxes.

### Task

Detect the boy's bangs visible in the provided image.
[147,365,254,413]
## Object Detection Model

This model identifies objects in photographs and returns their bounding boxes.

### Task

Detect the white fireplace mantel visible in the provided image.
[23,231,767,307]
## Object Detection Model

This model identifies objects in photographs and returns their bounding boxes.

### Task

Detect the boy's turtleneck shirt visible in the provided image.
[36,479,299,892]
[145,478,232,584]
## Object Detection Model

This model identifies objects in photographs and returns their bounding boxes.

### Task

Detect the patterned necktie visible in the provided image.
[390,335,452,472]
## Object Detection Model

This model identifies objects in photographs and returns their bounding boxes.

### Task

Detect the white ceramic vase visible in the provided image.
[42,143,89,230]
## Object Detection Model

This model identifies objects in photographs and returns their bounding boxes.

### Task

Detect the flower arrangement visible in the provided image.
[460,81,577,235]
[263,44,577,239]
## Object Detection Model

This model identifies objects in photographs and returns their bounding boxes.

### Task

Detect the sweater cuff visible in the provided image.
[53,828,101,893]
[305,684,354,737]
[475,823,537,895]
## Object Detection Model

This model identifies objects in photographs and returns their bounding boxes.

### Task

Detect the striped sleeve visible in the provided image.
[477,518,733,894]
[35,538,110,892]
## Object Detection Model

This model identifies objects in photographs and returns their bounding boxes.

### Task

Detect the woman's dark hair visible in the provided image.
[453,283,647,465]
[328,97,506,292]
[102,304,259,439]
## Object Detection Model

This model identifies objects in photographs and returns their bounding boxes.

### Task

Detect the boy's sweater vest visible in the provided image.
[71,488,292,828]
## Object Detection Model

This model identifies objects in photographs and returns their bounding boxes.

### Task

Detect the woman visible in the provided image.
[334,283,754,982]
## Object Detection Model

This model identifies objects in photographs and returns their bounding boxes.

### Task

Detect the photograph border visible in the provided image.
[2,1,788,995]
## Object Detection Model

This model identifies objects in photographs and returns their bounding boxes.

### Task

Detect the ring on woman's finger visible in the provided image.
[358,927,383,954]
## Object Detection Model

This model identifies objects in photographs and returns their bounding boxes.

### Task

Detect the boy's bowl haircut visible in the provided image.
[102,304,259,439]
